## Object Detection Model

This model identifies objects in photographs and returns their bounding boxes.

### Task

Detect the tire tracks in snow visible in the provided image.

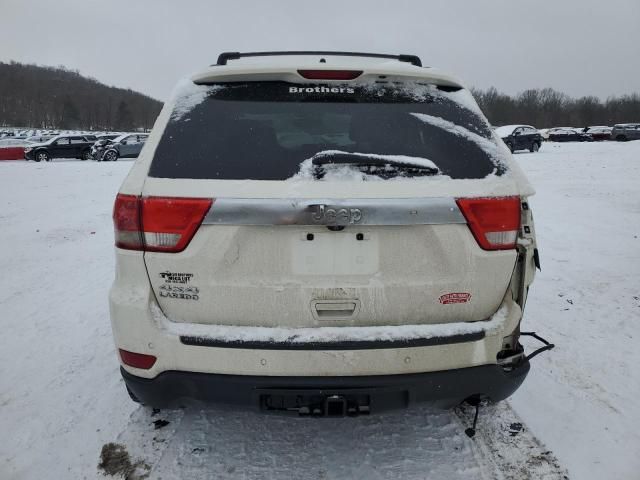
[103,401,567,479]
[454,402,568,480]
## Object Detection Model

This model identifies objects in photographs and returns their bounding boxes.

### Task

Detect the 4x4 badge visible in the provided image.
[310,205,363,225]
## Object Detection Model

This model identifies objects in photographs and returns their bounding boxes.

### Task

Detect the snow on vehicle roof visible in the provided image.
[110,134,127,142]
[493,125,535,137]
[0,138,28,146]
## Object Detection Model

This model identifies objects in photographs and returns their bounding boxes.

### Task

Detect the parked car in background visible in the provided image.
[24,135,97,161]
[90,134,123,160]
[0,138,29,160]
[546,128,591,142]
[538,128,550,140]
[582,126,612,141]
[494,125,543,152]
[611,123,640,141]
[98,133,148,161]
[544,127,573,139]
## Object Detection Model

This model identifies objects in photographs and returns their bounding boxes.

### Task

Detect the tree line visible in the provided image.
[472,87,640,128]
[1,61,638,131]
[0,61,163,131]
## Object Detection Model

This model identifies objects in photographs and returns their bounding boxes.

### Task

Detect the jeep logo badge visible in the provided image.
[310,205,363,225]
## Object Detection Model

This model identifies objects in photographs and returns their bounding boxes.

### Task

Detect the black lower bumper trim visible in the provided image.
[121,360,530,413]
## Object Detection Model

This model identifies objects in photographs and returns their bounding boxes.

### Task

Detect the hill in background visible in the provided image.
[0,61,163,131]
[1,61,637,131]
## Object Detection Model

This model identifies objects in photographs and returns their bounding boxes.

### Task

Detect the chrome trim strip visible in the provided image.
[202,198,466,226]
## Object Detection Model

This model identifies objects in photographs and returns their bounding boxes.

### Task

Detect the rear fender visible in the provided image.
[508,197,537,313]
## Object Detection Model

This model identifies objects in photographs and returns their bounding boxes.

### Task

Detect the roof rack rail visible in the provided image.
[216,51,422,67]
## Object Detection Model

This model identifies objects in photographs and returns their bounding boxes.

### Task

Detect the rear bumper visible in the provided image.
[121,360,529,413]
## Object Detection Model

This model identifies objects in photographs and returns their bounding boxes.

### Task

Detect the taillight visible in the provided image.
[141,197,213,252]
[119,349,157,369]
[297,69,363,80]
[113,194,212,253]
[113,194,143,250]
[456,197,521,250]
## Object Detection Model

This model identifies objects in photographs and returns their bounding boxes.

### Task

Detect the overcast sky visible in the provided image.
[1,0,638,101]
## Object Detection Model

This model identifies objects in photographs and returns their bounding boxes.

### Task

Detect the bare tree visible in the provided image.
[472,86,639,128]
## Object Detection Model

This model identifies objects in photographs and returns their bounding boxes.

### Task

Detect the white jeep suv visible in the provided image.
[109,51,540,415]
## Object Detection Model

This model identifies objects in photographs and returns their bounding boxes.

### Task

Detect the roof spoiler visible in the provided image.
[216,51,422,67]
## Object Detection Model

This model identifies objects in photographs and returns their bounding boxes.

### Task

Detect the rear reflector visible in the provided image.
[297,69,363,80]
[119,349,157,369]
[456,197,521,250]
[113,194,212,253]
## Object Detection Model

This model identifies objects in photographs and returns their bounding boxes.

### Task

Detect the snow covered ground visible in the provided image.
[510,141,640,480]
[0,142,638,479]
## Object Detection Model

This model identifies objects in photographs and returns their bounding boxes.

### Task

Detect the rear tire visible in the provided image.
[80,149,91,161]
[616,135,627,142]
[103,150,118,162]
[35,151,50,162]
[529,142,540,153]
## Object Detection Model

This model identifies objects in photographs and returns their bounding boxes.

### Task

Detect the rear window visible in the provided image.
[150,81,504,180]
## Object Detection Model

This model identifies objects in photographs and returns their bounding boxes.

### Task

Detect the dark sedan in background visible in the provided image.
[546,128,592,142]
[24,135,97,161]
[582,126,612,141]
[494,125,543,152]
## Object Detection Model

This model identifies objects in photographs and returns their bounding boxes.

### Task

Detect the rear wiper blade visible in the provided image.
[311,152,440,174]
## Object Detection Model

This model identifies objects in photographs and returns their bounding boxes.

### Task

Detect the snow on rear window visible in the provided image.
[412,113,508,168]
[289,150,446,182]
[150,81,504,180]
[170,79,226,121]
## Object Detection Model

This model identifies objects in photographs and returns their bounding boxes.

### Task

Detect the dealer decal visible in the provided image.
[439,292,472,304]
[289,86,355,94]
[159,271,193,284]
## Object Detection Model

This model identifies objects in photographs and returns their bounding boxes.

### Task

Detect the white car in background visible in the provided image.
[109,51,543,417]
